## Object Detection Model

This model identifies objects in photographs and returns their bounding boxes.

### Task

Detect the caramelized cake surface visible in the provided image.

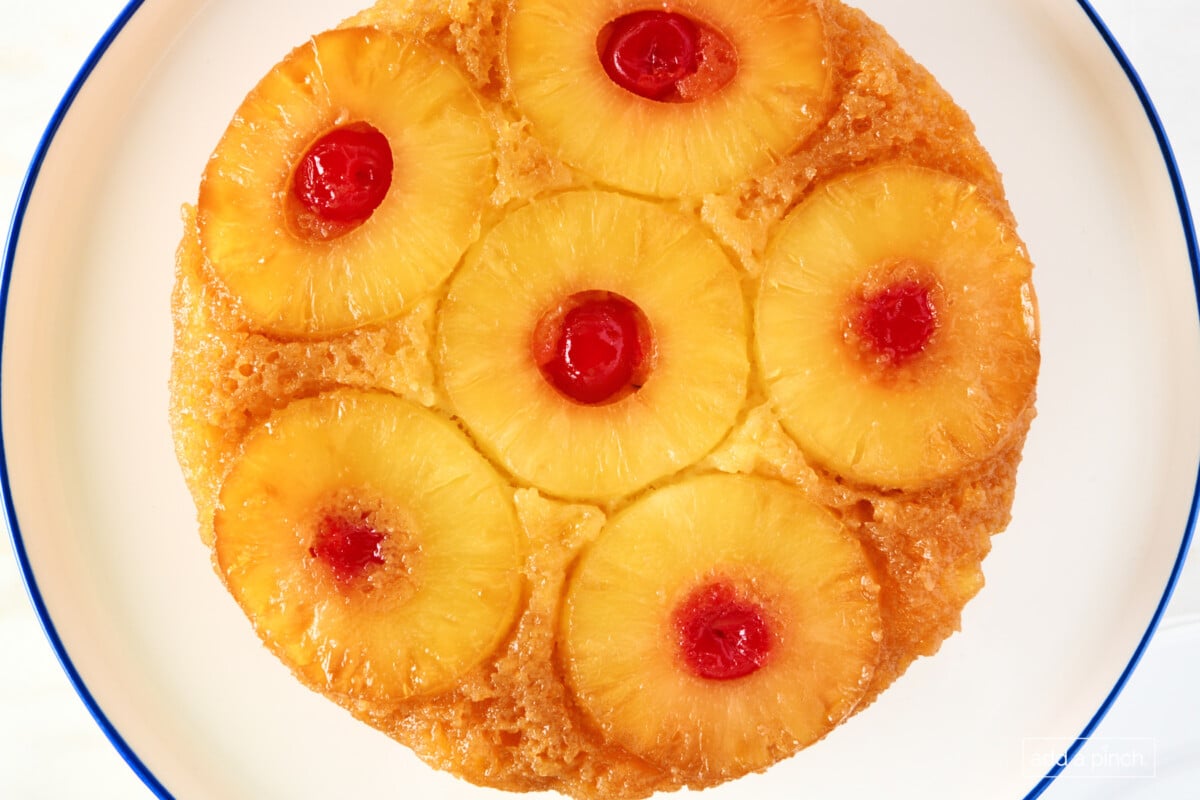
[170,2,1039,796]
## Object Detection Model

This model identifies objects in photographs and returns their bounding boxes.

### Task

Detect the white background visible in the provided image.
[1,1,1197,798]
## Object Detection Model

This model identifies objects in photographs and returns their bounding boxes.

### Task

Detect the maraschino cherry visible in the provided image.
[292,123,393,230]
[675,582,773,681]
[600,11,702,100]
[310,513,385,585]
[856,280,938,365]
[535,292,652,405]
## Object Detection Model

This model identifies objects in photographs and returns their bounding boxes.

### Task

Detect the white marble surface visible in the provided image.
[0,1,1196,798]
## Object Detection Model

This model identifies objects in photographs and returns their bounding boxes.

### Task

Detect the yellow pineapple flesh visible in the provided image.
[507,0,828,197]
[198,27,493,337]
[756,164,1039,489]
[438,190,749,501]
[214,389,523,702]
[562,473,881,781]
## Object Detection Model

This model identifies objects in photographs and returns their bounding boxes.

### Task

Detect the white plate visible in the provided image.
[2,1,1197,798]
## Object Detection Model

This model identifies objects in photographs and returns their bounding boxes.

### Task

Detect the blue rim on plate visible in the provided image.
[1,2,1196,798]
[1022,2,1200,796]
[0,4,172,796]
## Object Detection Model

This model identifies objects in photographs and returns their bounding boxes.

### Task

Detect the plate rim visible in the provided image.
[1022,1,1200,795]
[0,3,169,796]
[1,1,1196,799]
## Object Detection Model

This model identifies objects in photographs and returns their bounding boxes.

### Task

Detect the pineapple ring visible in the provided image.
[562,473,882,779]
[214,389,523,703]
[507,0,828,197]
[198,27,494,337]
[438,190,749,501]
[756,164,1040,489]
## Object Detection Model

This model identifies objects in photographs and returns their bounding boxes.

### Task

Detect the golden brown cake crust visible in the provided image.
[169,1,1038,797]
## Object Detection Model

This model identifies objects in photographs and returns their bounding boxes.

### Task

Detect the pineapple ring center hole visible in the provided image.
[846,264,941,368]
[674,581,773,681]
[287,121,394,241]
[532,290,656,406]
[596,10,737,102]
[308,495,420,597]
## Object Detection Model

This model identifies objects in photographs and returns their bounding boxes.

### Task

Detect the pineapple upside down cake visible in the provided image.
[170,0,1040,796]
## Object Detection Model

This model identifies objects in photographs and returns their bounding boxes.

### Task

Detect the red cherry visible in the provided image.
[292,124,393,226]
[537,293,649,406]
[309,513,385,585]
[600,11,701,100]
[675,582,772,681]
[857,280,938,364]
